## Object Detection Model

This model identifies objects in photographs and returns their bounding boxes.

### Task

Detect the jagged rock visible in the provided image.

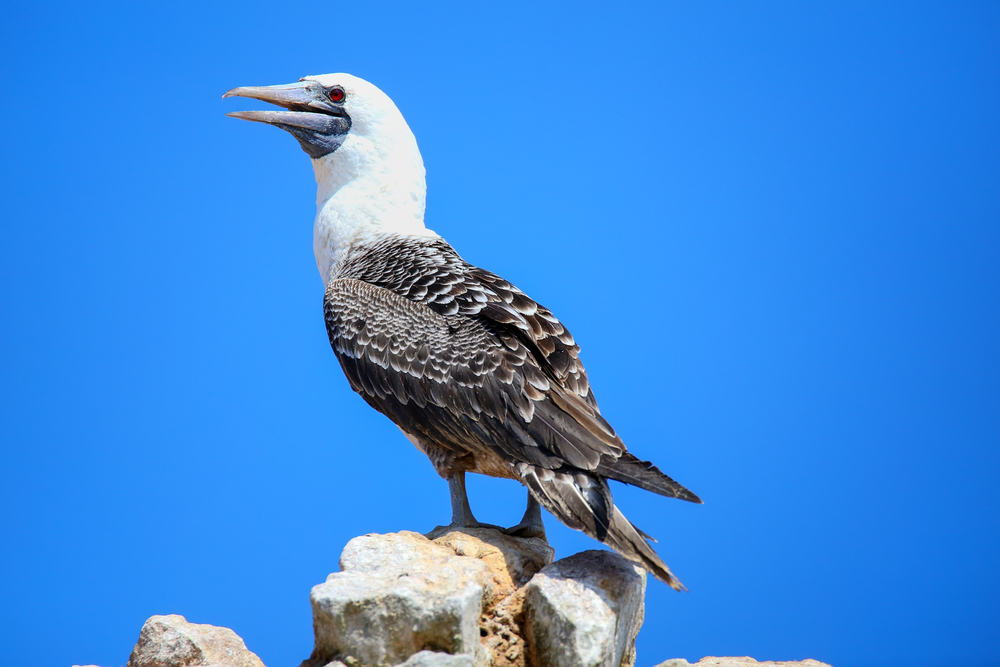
[304,531,495,667]
[126,614,265,667]
[524,550,646,667]
[301,528,555,667]
[301,529,643,667]
[428,526,554,598]
[655,659,834,667]
[97,531,831,667]
[429,527,553,667]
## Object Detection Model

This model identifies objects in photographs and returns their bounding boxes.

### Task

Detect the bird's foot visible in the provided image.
[502,520,546,539]
[432,473,546,540]
[503,491,546,539]
[425,521,505,540]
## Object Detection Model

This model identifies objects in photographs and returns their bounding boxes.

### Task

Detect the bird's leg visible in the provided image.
[432,471,504,534]
[504,490,546,539]
[448,471,480,527]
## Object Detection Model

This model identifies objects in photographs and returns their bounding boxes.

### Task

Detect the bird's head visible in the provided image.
[223,73,414,161]
[224,73,431,279]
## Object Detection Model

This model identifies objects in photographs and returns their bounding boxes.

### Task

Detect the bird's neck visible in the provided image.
[311,134,435,284]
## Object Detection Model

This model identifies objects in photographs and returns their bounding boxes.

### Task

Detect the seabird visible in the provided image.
[224,74,701,589]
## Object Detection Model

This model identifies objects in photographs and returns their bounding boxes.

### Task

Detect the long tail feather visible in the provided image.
[516,463,687,591]
[598,453,703,504]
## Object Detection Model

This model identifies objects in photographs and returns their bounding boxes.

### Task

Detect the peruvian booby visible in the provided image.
[223,73,701,589]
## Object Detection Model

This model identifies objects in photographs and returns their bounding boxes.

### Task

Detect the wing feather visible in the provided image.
[326,235,701,587]
[323,277,622,476]
[517,462,686,590]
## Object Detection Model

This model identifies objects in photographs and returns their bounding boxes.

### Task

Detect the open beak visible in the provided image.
[224,81,343,131]
[223,80,351,158]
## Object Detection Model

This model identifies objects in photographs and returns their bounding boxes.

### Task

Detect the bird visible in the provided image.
[223,73,701,590]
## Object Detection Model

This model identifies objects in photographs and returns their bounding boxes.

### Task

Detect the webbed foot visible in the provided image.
[503,492,546,539]
[433,473,546,539]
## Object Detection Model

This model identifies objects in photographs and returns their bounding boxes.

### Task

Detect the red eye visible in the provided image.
[329,88,345,102]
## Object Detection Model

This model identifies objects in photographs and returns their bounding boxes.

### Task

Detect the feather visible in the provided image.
[322,236,699,589]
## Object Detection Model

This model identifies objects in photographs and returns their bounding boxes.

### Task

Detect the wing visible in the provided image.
[331,235,700,501]
[324,278,694,589]
[326,245,701,589]
[322,277,623,473]
[336,235,596,405]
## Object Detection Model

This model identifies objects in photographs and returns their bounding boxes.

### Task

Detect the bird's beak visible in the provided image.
[223,82,334,131]
[223,80,352,159]
[223,82,316,106]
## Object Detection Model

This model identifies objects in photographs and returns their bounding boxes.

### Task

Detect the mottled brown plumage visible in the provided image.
[324,233,701,589]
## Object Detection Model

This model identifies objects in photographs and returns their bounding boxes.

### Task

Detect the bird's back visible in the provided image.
[322,232,613,473]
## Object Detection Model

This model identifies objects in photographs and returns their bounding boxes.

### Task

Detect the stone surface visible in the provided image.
[301,528,555,667]
[126,614,265,667]
[655,659,834,667]
[92,529,832,667]
[430,527,553,667]
[304,531,494,667]
[524,550,646,667]
[395,650,476,666]
[428,526,554,598]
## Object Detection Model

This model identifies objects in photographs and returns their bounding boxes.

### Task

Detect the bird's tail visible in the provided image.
[516,463,687,591]
[597,453,703,504]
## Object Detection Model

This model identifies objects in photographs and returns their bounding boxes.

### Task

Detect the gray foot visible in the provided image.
[427,520,506,538]
[430,472,504,534]
[503,491,546,539]
[432,473,545,539]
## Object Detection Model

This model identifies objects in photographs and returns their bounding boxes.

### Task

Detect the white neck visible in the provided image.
[311,132,436,284]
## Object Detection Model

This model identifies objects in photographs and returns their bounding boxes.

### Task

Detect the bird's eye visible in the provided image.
[328,88,346,103]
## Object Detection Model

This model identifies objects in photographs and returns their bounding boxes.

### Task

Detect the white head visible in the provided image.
[224,73,436,283]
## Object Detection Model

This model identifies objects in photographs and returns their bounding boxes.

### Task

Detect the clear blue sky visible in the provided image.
[2,3,998,667]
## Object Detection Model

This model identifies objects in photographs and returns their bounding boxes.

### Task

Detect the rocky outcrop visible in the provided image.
[125,614,264,667]
[304,530,498,667]
[85,529,834,667]
[428,527,555,667]
[524,551,646,667]
[300,527,645,667]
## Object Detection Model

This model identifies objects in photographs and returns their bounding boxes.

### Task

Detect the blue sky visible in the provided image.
[2,3,998,667]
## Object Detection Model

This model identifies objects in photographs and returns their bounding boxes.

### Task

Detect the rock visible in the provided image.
[126,614,265,667]
[524,550,646,667]
[304,531,495,667]
[102,531,832,667]
[655,660,834,667]
[430,527,553,667]
[428,526,554,598]
[395,651,476,666]
[300,529,649,667]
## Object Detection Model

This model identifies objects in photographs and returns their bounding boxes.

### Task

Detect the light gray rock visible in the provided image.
[524,550,646,667]
[126,614,265,667]
[430,527,552,667]
[304,531,493,667]
[395,650,475,666]
[428,526,554,593]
